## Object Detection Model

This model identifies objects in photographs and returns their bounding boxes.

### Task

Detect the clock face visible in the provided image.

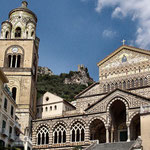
[12,47,18,53]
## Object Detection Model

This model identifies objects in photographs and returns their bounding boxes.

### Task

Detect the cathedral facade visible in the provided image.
[0,1,150,150]
[32,45,150,149]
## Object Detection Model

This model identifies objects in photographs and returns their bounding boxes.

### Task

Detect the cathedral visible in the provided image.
[0,1,150,150]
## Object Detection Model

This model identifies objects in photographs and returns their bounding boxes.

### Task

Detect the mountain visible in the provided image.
[38,66,54,76]
[37,65,94,101]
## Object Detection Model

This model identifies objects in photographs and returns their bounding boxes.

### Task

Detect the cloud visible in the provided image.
[95,0,150,49]
[102,29,116,38]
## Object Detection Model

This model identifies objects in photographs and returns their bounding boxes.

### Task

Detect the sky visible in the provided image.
[0,0,150,81]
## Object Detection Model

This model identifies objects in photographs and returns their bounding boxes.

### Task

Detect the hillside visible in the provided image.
[37,66,94,101]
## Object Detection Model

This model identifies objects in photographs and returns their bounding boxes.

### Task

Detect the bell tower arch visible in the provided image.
[0,1,40,138]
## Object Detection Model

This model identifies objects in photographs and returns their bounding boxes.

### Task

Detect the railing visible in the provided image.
[33,141,95,149]
[140,105,150,114]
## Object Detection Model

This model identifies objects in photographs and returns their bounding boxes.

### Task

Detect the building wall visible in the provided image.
[0,70,20,148]
[141,106,150,150]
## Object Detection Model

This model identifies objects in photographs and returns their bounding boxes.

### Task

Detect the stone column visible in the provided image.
[49,130,53,146]
[85,126,90,142]
[111,126,114,143]
[106,126,109,143]
[126,123,130,142]
[66,129,70,143]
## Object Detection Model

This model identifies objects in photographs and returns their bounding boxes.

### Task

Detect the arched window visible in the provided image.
[103,85,106,93]
[5,31,9,39]
[7,55,21,68]
[135,79,139,87]
[37,126,49,145]
[127,80,130,89]
[26,31,28,38]
[8,55,11,67]
[115,83,118,89]
[31,31,34,37]
[119,82,122,89]
[54,105,57,110]
[71,122,85,142]
[12,55,16,67]
[50,106,52,111]
[45,107,48,112]
[15,27,21,38]
[123,81,126,89]
[140,78,143,87]
[12,87,17,101]
[107,84,110,92]
[111,83,114,91]
[17,55,21,67]
[53,124,66,144]
[131,79,134,88]
[144,77,148,86]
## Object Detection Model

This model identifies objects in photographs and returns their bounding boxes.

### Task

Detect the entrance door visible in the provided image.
[119,130,127,141]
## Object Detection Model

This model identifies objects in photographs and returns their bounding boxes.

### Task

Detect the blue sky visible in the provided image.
[0,0,149,81]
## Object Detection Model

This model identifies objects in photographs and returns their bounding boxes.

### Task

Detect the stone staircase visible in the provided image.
[85,141,135,150]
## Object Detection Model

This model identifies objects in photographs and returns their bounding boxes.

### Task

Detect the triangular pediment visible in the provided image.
[97,45,150,67]
[85,89,150,113]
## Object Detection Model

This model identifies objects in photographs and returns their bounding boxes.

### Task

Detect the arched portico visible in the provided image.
[89,119,106,143]
[108,99,128,142]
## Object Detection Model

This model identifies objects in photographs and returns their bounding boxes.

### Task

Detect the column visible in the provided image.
[106,126,109,143]
[66,129,70,143]
[126,123,130,142]
[111,127,114,143]
[85,126,90,142]
[10,55,13,68]
[49,130,53,146]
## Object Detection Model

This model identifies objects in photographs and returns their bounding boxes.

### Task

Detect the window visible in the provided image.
[31,31,34,37]
[45,107,48,112]
[53,124,66,144]
[5,31,9,39]
[9,126,12,136]
[46,97,49,101]
[37,126,49,145]
[11,106,14,117]
[122,55,127,63]
[123,81,126,89]
[15,27,21,38]
[4,98,7,110]
[8,55,21,68]
[71,122,85,142]
[140,78,143,86]
[50,106,52,111]
[12,87,17,101]
[54,105,57,110]
[2,120,6,129]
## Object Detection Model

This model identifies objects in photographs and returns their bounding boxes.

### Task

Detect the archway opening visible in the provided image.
[90,119,106,143]
[130,114,140,141]
[110,100,127,142]
[15,27,21,38]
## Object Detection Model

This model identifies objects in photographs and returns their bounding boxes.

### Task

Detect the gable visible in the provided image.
[85,89,150,114]
[37,92,63,106]
[97,45,150,69]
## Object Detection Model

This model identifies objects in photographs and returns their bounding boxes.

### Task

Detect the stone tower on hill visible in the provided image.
[0,1,39,141]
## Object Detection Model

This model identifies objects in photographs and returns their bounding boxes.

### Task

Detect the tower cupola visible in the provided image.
[1,1,38,40]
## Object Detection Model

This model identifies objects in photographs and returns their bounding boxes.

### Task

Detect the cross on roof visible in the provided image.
[121,39,126,45]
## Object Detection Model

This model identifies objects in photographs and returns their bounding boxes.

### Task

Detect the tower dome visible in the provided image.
[9,1,37,23]
[0,1,38,39]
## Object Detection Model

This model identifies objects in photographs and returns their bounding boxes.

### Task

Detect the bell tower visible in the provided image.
[0,1,39,137]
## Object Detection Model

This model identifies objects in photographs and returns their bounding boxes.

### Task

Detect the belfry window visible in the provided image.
[8,55,21,68]
[15,27,21,38]
[37,126,49,145]
[5,31,9,39]
[53,124,66,144]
